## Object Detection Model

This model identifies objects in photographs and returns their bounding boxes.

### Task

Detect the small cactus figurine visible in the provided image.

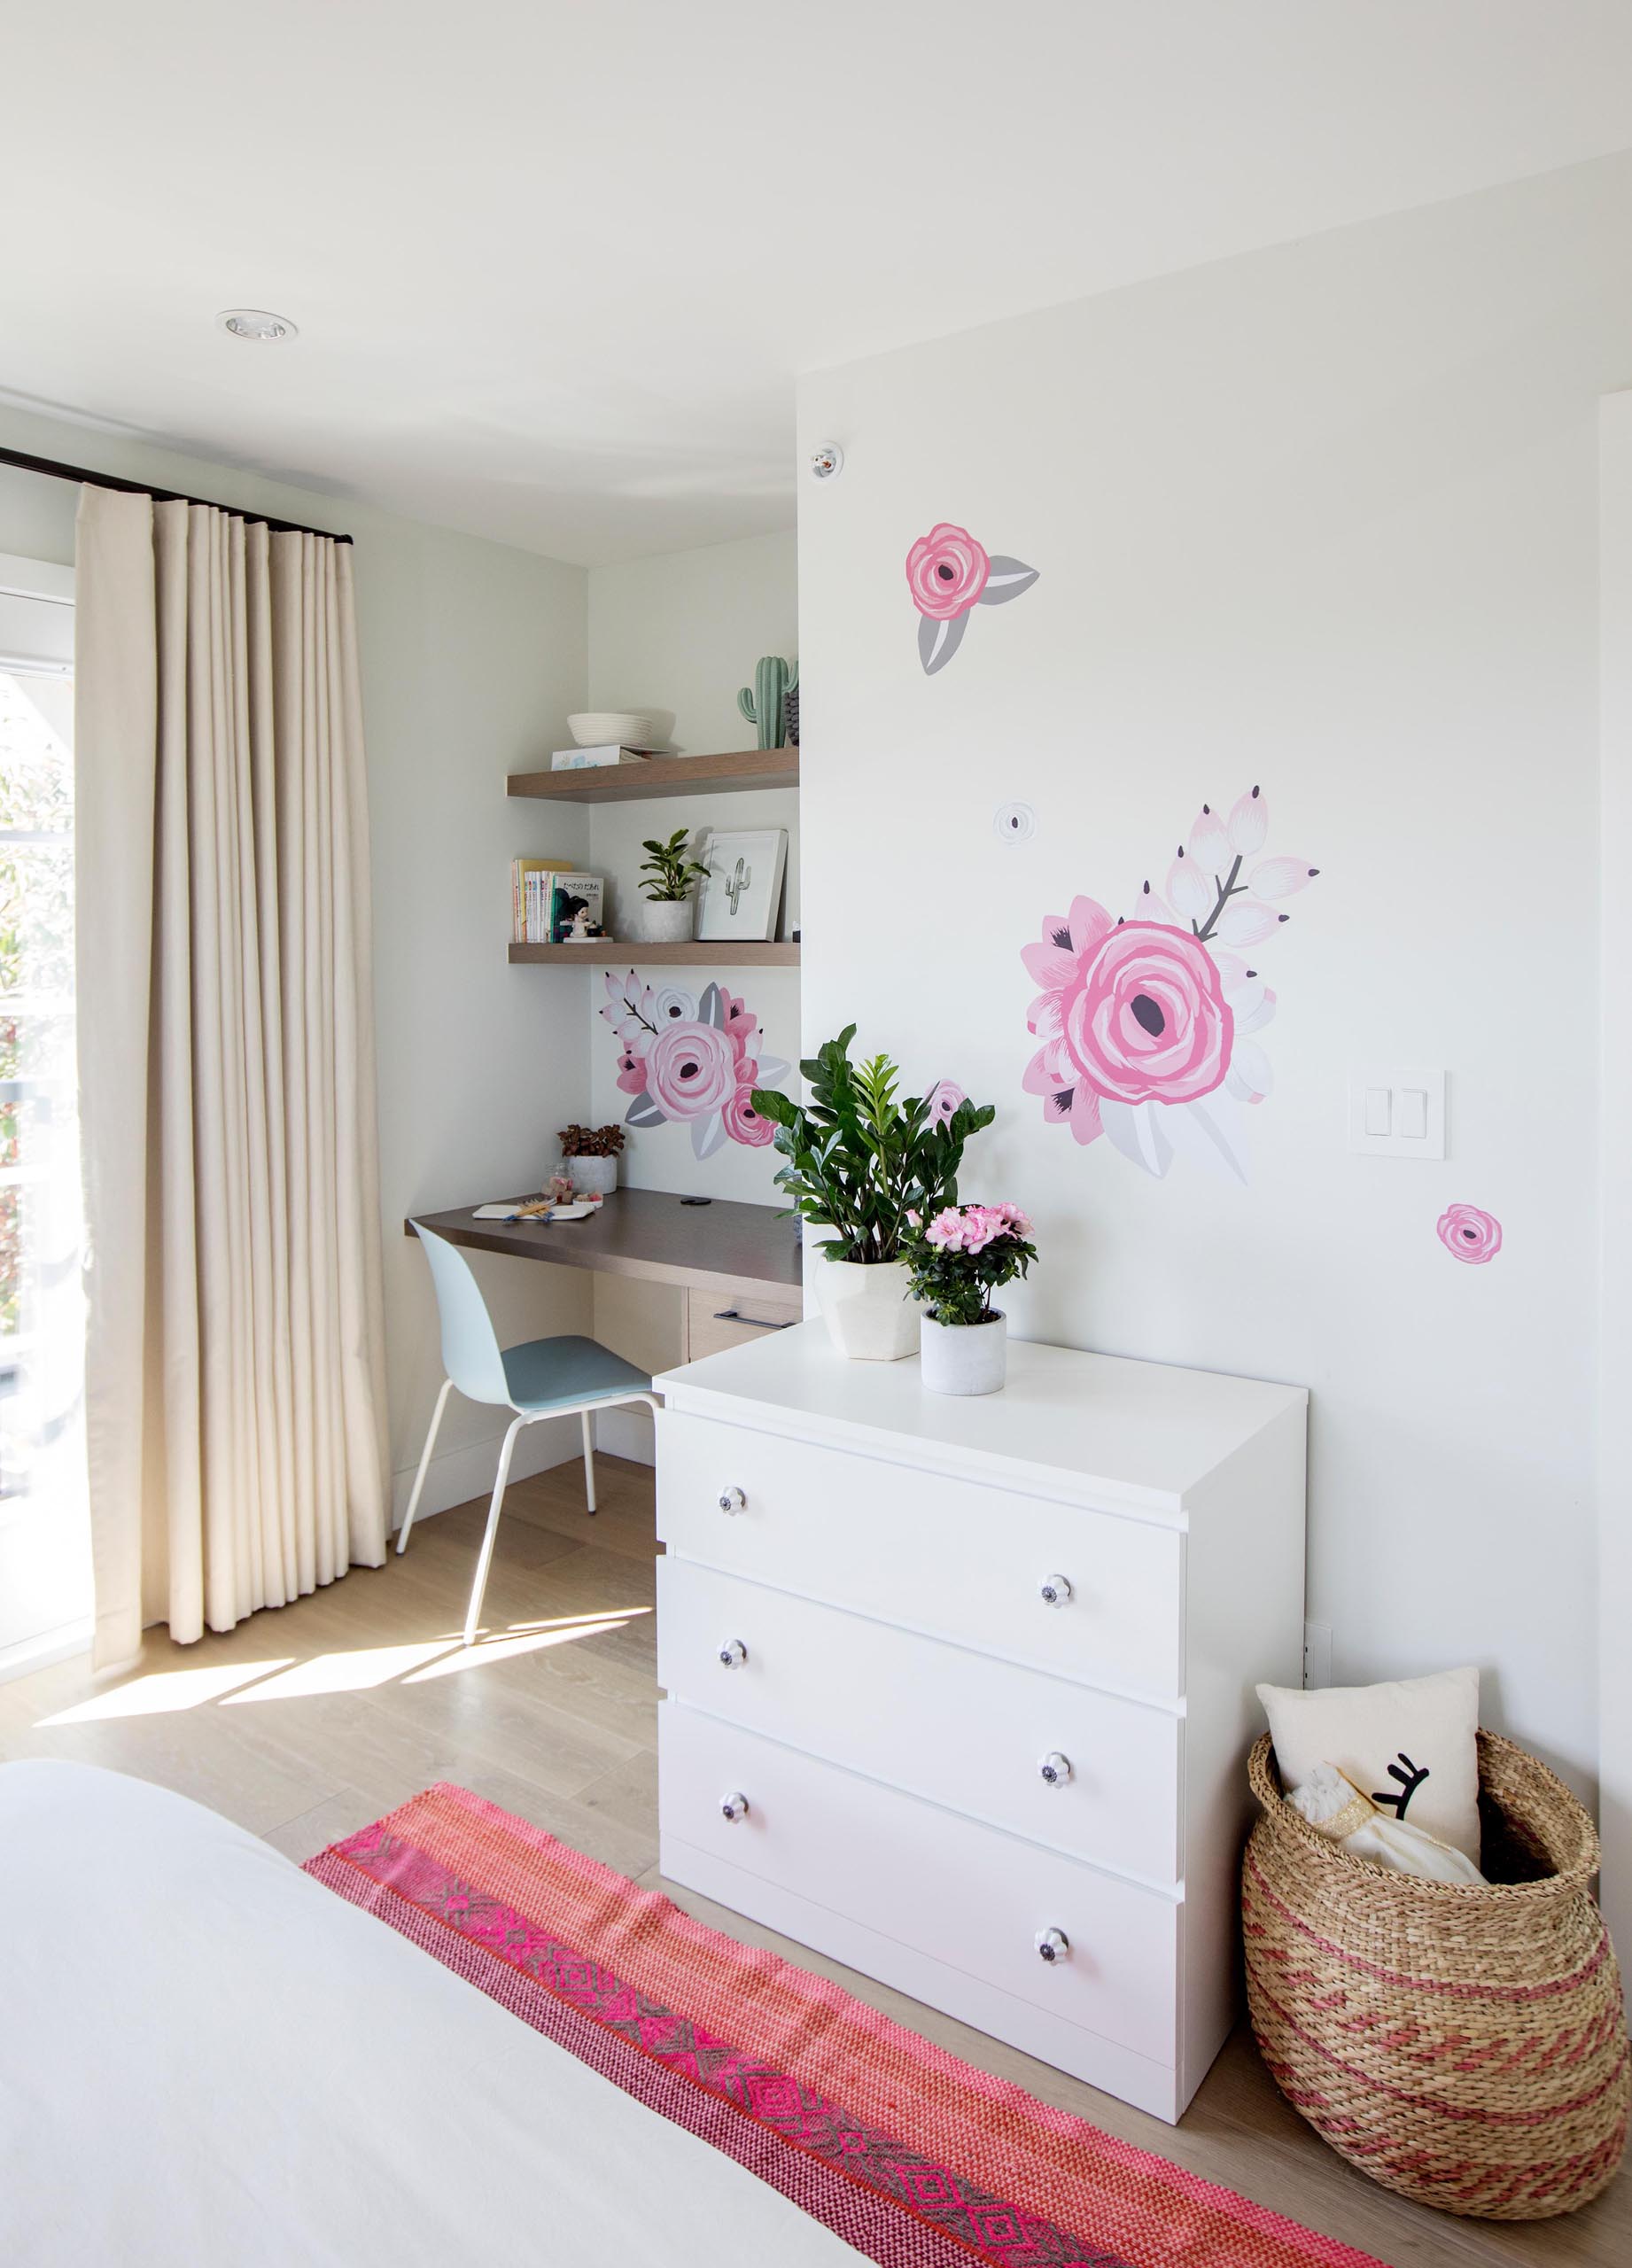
[736,655,797,750]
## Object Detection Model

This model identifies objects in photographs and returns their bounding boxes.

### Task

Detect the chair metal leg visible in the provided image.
[397,1375,455,1556]
[581,1409,597,1516]
[463,1413,528,1647]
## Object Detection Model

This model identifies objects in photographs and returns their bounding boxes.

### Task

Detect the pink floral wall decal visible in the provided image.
[905,522,1037,675]
[1021,787,1319,1183]
[600,973,789,1159]
[1437,1203,1503,1263]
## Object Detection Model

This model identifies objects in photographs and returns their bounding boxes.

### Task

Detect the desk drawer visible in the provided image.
[657,1558,1181,1884]
[684,1289,802,1364]
[657,1409,1184,1702]
[658,1700,1179,2069]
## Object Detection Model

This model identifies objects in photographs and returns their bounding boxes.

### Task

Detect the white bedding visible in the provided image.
[0,1760,859,2265]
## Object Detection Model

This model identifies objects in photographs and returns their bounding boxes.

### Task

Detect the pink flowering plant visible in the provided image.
[1021,785,1319,1184]
[901,1202,1037,1328]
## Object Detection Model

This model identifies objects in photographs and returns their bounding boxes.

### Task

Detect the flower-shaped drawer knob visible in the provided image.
[1037,1573,1073,1608]
[717,1486,747,1516]
[717,1637,749,1669]
[1035,1927,1070,1964]
[1038,1751,1073,1789]
[720,1791,750,1823]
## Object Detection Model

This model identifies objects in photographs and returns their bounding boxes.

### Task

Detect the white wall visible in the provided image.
[0,402,594,1529]
[584,529,799,1209]
[797,151,1632,1798]
[583,529,800,1450]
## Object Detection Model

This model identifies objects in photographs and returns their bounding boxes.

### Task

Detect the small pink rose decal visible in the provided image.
[925,1078,967,1128]
[1022,787,1319,1183]
[600,974,789,1158]
[905,521,1037,674]
[1437,1203,1502,1264]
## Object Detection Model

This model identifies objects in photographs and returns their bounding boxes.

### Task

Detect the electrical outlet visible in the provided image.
[1303,1619,1332,1689]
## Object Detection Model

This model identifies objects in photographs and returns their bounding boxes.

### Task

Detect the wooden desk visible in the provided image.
[407,1188,803,1305]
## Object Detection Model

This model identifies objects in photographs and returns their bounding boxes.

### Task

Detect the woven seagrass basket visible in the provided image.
[1243,1729,1629,2219]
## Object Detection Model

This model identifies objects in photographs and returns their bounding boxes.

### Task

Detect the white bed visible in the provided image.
[0,1759,860,2264]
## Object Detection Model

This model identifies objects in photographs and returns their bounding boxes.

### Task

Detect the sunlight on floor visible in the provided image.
[404,1611,648,1682]
[219,1642,458,1702]
[32,1609,654,1725]
[37,1660,297,1727]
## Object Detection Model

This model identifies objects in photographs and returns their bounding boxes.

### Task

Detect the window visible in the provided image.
[0,553,89,1673]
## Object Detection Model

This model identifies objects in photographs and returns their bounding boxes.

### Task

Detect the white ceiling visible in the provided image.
[5,1,1632,564]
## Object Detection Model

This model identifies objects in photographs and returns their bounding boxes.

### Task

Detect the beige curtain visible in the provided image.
[74,486,389,1669]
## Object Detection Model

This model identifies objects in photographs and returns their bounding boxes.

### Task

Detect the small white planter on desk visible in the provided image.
[921,1310,1006,1394]
[653,1320,1307,2124]
[566,1154,618,1197]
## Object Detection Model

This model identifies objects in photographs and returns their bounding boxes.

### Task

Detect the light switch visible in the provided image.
[1348,1069,1447,1159]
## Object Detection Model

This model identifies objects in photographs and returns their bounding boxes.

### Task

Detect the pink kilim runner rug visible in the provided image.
[306,1783,1385,2268]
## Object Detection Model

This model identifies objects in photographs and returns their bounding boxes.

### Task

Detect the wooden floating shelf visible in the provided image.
[509,940,800,967]
[507,748,798,803]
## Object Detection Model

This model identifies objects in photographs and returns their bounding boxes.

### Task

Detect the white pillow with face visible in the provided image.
[1255,1665,1481,1863]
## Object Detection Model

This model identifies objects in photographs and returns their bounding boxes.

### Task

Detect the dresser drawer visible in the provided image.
[684,1289,802,1364]
[657,1409,1184,1702]
[657,1558,1181,1884]
[658,1700,1179,2070]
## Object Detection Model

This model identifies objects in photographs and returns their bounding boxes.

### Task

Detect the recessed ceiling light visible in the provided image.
[216,308,298,343]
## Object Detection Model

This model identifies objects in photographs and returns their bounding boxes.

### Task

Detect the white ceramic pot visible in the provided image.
[641,898,694,945]
[567,1153,618,1197]
[920,1310,1007,1396]
[814,1258,919,1361]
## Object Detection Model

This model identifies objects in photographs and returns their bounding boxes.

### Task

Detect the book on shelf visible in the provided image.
[521,869,605,944]
[549,744,651,770]
[511,856,573,941]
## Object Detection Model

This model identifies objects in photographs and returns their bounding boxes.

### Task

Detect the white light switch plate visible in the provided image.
[1348,1068,1446,1158]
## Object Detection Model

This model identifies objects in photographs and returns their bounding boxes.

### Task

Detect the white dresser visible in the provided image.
[652,1322,1306,2123]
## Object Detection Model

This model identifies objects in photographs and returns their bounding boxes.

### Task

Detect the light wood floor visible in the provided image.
[2,1453,1626,2267]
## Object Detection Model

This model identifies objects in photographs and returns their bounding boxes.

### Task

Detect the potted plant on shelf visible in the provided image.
[637,827,710,945]
[557,1122,626,1197]
[751,1029,994,1361]
[901,1201,1037,1395]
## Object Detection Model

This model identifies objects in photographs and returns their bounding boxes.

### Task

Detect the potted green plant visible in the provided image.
[750,1031,994,1360]
[900,1201,1038,1394]
[637,827,709,945]
[557,1121,626,1197]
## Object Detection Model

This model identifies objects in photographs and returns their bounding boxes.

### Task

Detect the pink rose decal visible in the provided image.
[606,975,790,1158]
[1437,1203,1502,1264]
[1070,923,1233,1107]
[905,524,991,620]
[722,1067,775,1148]
[926,1078,966,1128]
[905,522,1037,675]
[642,1020,738,1122]
[1022,788,1320,1183]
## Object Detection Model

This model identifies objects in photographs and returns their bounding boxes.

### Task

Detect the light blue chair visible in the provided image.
[398,1223,660,1645]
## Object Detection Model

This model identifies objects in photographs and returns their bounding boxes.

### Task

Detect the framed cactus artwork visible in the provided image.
[905,522,1038,675]
[1021,786,1320,1184]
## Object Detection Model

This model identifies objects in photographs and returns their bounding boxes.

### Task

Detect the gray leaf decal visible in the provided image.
[918,610,969,675]
[976,557,1038,606]
[698,982,727,1028]
[625,1092,666,1127]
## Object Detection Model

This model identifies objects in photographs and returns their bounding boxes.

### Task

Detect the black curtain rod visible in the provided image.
[0,444,353,545]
